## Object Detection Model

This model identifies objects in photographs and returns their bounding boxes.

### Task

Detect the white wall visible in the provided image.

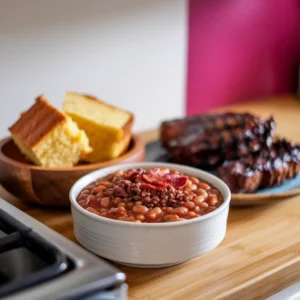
[0,0,187,137]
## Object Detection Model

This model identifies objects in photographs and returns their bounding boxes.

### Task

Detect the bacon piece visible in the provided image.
[124,168,188,190]
[141,174,167,187]
[123,169,140,180]
[142,172,188,189]
[164,175,188,188]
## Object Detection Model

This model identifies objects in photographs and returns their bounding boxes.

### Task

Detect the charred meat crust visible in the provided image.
[160,112,276,169]
[217,139,300,193]
[160,113,300,193]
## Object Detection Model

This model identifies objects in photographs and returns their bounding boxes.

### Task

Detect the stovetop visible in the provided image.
[0,198,126,300]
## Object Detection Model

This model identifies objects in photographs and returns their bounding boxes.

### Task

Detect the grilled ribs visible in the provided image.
[160,112,276,169]
[217,139,300,193]
[160,112,300,193]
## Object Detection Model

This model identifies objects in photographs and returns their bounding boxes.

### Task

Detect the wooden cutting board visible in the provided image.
[2,95,300,300]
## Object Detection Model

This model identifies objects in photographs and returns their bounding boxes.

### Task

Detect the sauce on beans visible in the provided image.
[77,168,223,223]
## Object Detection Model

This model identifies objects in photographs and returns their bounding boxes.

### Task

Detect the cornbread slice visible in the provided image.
[9,96,92,168]
[63,92,134,163]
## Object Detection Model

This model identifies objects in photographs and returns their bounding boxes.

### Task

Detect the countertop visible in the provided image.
[1,95,300,299]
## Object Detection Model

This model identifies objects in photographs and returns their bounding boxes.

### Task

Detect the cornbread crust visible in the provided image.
[118,114,134,155]
[9,96,66,147]
[9,95,92,167]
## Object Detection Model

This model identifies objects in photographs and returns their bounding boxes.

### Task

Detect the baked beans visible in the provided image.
[77,168,223,223]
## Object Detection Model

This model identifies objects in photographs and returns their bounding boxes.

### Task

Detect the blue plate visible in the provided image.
[257,174,300,194]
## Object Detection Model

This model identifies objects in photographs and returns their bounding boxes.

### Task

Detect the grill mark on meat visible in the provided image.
[160,113,299,192]
[217,139,300,193]
[160,112,276,169]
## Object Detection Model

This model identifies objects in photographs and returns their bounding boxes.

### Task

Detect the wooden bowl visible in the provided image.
[0,135,145,206]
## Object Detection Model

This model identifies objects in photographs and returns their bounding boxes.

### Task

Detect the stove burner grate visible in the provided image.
[0,208,71,298]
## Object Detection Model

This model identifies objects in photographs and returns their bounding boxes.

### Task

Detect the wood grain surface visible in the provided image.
[1,95,300,300]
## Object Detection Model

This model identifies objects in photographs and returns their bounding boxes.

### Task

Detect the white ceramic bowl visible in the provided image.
[70,162,231,268]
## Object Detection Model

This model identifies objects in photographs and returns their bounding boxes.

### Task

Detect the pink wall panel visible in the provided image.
[187,0,300,115]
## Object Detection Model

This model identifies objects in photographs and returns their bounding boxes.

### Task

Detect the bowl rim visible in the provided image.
[0,135,144,171]
[70,162,231,227]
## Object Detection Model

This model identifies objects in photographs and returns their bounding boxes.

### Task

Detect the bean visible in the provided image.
[100,197,110,208]
[193,195,206,206]
[136,214,146,222]
[146,210,157,220]
[197,182,211,191]
[100,211,108,217]
[81,189,90,195]
[135,201,142,205]
[198,202,209,208]
[147,207,162,220]
[101,181,111,187]
[189,176,199,184]
[132,205,148,214]
[155,216,163,222]
[163,214,179,222]
[185,181,193,189]
[191,184,198,190]
[115,197,122,203]
[86,207,100,215]
[77,195,88,201]
[118,203,125,207]
[126,202,134,209]
[122,198,129,203]
[184,201,195,209]
[187,211,197,218]
[111,199,118,206]
[173,207,188,215]
[108,207,126,216]
[111,197,122,206]
[96,191,104,199]
[108,207,118,214]
[194,206,200,212]
[147,207,162,216]
[117,206,126,213]
[206,195,218,206]
[77,200,87,207]
[167,207,174,213]
[195,188,208,197]
[92,185,106,194]
[152,207,162,215]
[114,170,124,176]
